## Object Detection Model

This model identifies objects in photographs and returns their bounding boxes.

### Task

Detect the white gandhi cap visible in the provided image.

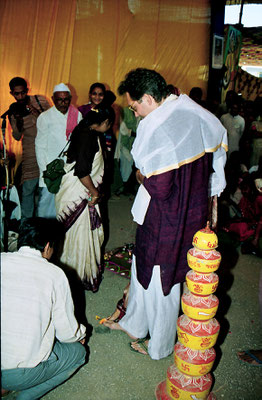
[53,83,71,93]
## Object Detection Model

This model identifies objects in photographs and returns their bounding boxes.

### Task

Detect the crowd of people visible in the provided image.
[1,69,262,397]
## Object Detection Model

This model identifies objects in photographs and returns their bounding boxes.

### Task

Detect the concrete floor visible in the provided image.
[7,195,262,400]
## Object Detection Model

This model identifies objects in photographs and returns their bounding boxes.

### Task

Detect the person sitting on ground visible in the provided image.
[78,82,106,118]
[1,218,86,399]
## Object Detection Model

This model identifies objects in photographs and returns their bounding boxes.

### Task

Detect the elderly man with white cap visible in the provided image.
[35,83,82,218]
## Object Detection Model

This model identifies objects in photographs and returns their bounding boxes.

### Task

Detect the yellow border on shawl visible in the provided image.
[146,142,228,178]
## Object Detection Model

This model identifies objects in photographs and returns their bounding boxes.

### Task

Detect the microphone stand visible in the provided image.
[1,116,10,251]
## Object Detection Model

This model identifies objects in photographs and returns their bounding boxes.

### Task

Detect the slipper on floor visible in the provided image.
[130,338,149,356]
[237,350,262,367]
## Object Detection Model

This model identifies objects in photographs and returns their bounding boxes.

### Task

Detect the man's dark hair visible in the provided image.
[9,77,28,91]
[118,68,168,103]
[18,218,63,252]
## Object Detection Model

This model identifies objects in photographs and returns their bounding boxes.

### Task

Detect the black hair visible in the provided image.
[81,104,115,128]
[9,77,28,91]
[102,90,116,106]
[189,87,203,100]
[166,84,179,96]
[18,218,63,252]
[89,82,106,95]
[118,68,168,103]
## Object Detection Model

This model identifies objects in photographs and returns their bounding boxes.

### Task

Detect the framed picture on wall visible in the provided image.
[212,35,224,69]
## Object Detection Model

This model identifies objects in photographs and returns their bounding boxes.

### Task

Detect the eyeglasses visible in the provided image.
[55,97,71,104]
[128,98,143,113]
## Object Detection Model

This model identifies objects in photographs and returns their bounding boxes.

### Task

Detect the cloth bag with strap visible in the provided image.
[43,141,70,194]
[42,105,79,194]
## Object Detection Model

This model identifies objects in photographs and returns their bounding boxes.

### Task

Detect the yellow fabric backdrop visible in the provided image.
[0,0,210,159]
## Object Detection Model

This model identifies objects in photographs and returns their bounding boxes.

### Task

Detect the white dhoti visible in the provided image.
[119,256,180,360]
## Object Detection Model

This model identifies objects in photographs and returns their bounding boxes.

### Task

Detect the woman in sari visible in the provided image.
[78,82,106,118]
[55,105,115,292]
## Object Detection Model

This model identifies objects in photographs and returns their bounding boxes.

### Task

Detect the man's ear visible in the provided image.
[42,242,50,259]
[144,94,154,106]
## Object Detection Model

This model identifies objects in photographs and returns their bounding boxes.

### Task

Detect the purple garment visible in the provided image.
[78,104,93,118]
[134,153,213,296]
[59,198,88,233]
[88,205,102,230]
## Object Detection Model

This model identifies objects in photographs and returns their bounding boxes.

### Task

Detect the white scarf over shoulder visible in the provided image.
[131,94,228,198]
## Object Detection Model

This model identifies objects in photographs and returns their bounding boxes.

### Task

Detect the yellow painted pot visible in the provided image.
[155,380,216,400]
[187,248,221,273]
[192,225,218,251]
[166,364,212,400]
[177,315,220,350]
[182,291,219,321]
[174,343,216,377]
[186,270,219,295]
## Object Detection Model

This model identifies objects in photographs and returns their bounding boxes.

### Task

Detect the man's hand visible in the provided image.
[136,169,145,185]
[80,338,86,345]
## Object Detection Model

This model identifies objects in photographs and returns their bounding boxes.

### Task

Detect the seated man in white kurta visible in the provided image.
[1,218,86,399]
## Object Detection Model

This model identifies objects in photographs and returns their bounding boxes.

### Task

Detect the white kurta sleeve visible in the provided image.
[35,113,49,186]
[52,272,86,343]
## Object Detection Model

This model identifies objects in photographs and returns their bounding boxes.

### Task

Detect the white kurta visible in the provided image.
[35,106,82,187]
[1,247,86,370]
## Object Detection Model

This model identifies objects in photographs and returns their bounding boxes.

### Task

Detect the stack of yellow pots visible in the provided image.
[155,223,221,400]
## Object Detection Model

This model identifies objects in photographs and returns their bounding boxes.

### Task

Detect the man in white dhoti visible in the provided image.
[104,68,227,360]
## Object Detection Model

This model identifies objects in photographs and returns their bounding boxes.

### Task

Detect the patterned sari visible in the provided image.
[55,140,104,292]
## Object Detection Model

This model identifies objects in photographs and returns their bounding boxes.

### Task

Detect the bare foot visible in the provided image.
[102,320,137,340]
[237,350,262,366]
[106,308,121,322]
[130,339,149,355]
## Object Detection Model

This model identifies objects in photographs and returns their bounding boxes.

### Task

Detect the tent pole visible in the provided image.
[239,0,244,25]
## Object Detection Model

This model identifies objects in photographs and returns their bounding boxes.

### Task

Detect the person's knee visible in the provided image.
[71,342,87,367]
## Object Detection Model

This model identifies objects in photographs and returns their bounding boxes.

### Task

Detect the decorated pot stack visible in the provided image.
[155,224,221,400]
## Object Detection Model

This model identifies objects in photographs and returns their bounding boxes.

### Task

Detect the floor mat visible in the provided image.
[104,243,134,279]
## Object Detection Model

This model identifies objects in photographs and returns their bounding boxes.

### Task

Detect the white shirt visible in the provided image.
[220,113,245,156]
[1,247,86,370]
[35,106,82,187]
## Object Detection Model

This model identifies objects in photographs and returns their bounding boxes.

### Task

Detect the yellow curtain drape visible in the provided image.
[0,0,77,159]
[0,0,211,158]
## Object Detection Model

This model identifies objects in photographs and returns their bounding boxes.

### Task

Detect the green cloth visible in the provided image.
[122,107,137,132]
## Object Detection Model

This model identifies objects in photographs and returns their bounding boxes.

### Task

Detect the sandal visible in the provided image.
[237,350,262,366]
[106,297,127,322]
[130,338,149,355]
